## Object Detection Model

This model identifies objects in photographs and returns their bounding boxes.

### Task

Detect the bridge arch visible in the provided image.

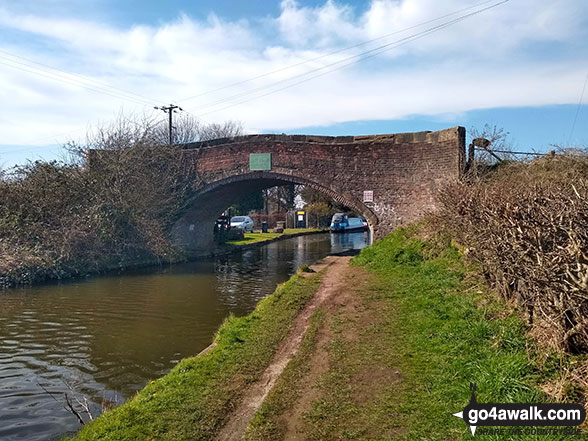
[169,127,465,253]
[171,171,377,253]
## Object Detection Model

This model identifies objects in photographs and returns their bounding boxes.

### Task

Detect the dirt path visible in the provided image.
[215,256,352,441]
[280,262,365,440]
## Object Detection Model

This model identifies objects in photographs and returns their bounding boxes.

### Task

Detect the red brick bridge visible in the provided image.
[172,126,466,253]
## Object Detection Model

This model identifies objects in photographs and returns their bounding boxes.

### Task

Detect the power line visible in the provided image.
[0,53,171,152]
[179,0,498,103]
[0,58,151,106]
[16,104,180,148]
[1,0,508,155]
[0,48,162,105]
[185,0,509,116]
[569,69,588,145]
[0,55,157,107]
[4,105,194,154]
[154,104,183,145]
[187,0,509,118]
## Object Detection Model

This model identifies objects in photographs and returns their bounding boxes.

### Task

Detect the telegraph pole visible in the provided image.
[154,104,183,145]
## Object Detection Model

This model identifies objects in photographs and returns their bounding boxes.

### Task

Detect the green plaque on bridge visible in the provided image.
[249,153,271,171]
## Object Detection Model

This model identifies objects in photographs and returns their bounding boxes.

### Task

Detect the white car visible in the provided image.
[230,216,254,233]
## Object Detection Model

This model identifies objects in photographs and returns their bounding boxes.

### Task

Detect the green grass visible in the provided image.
[228,232,282,245]
[68,271,323,441]
[282,228,323,235]
[245,310,325,440]
[298,264,315,273]
[244,226,585,440]
[227,228,324,245]
[69,226,586,441]
[350,227,584,440]
[300,301,398,440]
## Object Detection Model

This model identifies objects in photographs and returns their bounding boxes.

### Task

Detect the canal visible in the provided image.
[0,232,369,441]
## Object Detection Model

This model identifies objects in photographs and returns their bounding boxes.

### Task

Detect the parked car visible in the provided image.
[214,216,245,243]
[230,216,254,233]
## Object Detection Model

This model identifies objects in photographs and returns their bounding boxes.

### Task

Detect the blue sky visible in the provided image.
[0,0,587,167]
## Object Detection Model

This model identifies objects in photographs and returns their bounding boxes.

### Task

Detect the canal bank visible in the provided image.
[0,229,327,290]
[226,228,328,249]
[69,263,327,441]
[68,226,585,441]
[0,232,369,441]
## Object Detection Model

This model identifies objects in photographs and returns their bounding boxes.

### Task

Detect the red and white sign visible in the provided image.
[363,190,374,203]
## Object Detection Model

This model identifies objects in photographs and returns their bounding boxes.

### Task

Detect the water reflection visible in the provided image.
[0,232,368,441]
[330,230,371,252]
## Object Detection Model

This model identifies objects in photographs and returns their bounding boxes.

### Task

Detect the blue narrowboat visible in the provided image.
[329,213,366,232]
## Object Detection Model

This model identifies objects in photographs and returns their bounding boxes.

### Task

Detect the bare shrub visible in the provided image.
[248,213,286,228]
[151,113,243,144]
[0,114,243,287]
[469,124,513,163]
[438,152,588,353]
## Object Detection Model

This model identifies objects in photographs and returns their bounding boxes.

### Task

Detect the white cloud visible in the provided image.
[278,0,361,47]
[0,0,586,149]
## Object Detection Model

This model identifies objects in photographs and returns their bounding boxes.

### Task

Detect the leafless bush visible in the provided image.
[438,152,588,353]
[248,213,286,228]
[151,113,243,145]
[469,124,514,163]
[0,114,243,287]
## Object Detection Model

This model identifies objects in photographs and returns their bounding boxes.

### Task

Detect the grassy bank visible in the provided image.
[68,271,323,441]
[352,227,584,440]
[244,226,586,440]
[68,225,587,440]
[227,228,325,246]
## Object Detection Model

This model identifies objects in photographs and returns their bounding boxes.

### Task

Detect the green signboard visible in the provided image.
[249,153,271,171]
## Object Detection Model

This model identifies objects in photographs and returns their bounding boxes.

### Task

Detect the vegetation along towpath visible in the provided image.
[69,224,586,440]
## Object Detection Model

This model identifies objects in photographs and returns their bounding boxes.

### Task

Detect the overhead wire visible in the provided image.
[0,53,159,107]
[569,69,588,145]
[0,48,162,105]
[186,0,509,118]
[179,0,498,103]
[0,51,165,152]
[1,0,508,153]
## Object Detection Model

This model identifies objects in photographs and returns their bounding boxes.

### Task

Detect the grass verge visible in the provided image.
[227,228,324,246]
[245,226,586,440]
[68,271,323,441]
[350,226,586,440]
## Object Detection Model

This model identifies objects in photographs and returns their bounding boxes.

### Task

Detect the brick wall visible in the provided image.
[172,126,465,252]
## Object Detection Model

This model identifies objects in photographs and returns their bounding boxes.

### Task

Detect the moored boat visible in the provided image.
[329,213,366,232]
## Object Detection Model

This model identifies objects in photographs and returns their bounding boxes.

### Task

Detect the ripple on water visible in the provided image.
[0,232,369,441]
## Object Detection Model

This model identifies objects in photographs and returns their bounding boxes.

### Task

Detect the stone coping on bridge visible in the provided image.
[181,126,463,150]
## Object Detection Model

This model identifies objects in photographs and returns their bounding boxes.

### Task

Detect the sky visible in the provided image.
[0,0,587,167]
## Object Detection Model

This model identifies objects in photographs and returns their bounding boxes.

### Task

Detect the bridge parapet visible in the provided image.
[171,126,465,253]
[182,128,463,149]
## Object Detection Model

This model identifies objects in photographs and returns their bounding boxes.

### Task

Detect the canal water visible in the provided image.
[0,232,369,441]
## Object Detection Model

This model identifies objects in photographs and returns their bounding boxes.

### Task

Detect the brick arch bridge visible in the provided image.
[172,126,465,253]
